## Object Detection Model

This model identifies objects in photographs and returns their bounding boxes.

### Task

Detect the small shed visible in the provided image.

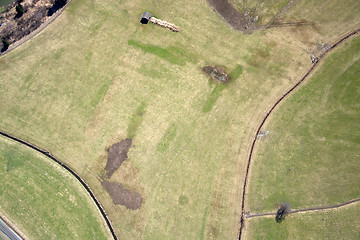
[140,12,152,24]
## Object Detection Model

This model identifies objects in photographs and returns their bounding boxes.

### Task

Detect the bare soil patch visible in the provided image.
[207,0,301,34]
[105,139,132,178]
[207,0,257,33]
[101,181,142,210]
[202,65,231,84]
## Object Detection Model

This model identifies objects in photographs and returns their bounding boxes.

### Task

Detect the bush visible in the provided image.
[47,0,67,16]
[275,202,291,223]
[55,0,67,6]
[1,39,10,52]
[15,3,24,18]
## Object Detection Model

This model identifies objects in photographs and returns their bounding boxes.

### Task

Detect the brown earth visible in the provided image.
[207,0,300,34]
[105,139,132,179]
[101,181,142,210]
[202,65,231,83]
[207,0,257,33]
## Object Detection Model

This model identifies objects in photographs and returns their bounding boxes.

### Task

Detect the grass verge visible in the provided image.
[0,135,110,239]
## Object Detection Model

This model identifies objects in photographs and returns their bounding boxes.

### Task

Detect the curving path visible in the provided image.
[0,131,118,240]
[238,28,360,239]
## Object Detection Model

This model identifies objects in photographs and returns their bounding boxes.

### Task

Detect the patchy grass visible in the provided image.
[0,136,110,239]
[127,101,146,139]
[0,0,360,239]
[202,84,226,113]
[128,40,197,66]
[156,123,177,152]
[228,65,243,80]
[247,36,360,213]
[229,0,291,25]
[244,203,360,239]
[202,65,242,112]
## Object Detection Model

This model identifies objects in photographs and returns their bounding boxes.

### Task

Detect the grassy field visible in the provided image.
[247,35,360,213]
[244,202,360,239]
[0,0,360,239]
[0,0,14,8]
[0,135,110,239]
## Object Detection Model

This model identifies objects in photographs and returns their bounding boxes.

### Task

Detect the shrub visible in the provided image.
[15,3,24,18]
[275,202,291,223]
[48,0,67,16]
[1,39,10,52]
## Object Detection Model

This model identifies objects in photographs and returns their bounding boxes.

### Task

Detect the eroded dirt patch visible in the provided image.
[101,181,142,210]
[207,0,257,33]
[202,65,231,84]
[105,139,132,178]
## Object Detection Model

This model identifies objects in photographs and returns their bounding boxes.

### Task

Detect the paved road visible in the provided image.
[0,217,22,240]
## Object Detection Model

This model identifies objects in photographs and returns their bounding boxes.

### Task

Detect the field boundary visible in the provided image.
[238,28,360,239]
[0,131,118,240]
[245,197,360,219]
[0,0,73,57]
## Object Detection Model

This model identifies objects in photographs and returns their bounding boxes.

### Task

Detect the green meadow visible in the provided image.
[247,36,360,213]
[0,135,109,239]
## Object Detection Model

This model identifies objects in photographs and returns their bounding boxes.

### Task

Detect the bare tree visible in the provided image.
[276,202,291,223]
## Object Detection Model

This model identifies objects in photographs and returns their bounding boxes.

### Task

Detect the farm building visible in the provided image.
[140,12,152,24]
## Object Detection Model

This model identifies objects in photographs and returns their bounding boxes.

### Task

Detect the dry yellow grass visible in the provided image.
[1,0,359,239]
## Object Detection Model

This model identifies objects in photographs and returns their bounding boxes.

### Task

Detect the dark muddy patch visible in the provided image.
[101,181,142,210]
[105,139,132,178]
[202,65,230,84]
[207,0,257,33]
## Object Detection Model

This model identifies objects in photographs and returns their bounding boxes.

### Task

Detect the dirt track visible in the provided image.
[245,197,360,219]
[0,131,118,240]
[238,28,360,239]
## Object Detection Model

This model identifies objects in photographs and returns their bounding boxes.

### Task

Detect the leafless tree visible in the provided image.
[276,202,291,223]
